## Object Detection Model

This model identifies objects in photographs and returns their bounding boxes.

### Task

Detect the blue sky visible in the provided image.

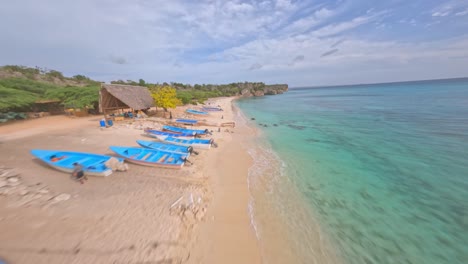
[0,0,467,86]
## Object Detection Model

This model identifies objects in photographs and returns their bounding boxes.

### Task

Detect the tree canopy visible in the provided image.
[150,85,182,111]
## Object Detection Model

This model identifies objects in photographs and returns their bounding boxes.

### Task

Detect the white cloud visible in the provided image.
[431,0,468,18]
[280,8,336,35]
[0,0,466,86]
[311,15,373,37]
[455,9,468,16]
[224,2,255,13]
[432,11,450,17]
[275,0,294,10]
[203,33,468,85]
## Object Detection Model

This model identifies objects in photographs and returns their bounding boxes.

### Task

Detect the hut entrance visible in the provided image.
[30,100,64,117]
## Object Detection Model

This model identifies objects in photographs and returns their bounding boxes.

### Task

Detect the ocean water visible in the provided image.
[236,79,468,264]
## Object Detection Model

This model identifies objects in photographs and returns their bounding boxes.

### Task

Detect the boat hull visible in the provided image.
[30,149,122,177]
[162,125,209,135]
[109,146,187,169]
[136,140,192,157]
[202,107,223,111]
[175,119,198,124]
[144,129,194,140]
[159,137,212,150]
[186,109,209,115]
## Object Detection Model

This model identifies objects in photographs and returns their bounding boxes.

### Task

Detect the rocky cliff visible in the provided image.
[240,84,288,97]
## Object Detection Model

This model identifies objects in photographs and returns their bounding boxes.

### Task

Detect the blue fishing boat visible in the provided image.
[136,140,193,156]
[186,109,209,115]
[162,125,209,135]
[158,136,213,149]
[31,149,124,177]
[109,146,187,169]
[144,129,195,139]
[175,119,198,125]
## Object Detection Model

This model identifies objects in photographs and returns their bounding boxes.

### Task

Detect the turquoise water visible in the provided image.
[236,79,468,264]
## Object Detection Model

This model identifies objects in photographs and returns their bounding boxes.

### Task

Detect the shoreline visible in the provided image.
[0,96,339,263]
[235,98,342,264]
[187,98,262,263]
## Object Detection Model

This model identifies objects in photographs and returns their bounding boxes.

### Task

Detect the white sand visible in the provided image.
[0,98,263,263]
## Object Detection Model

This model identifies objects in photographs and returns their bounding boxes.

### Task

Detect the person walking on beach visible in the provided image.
[72,162,87,184]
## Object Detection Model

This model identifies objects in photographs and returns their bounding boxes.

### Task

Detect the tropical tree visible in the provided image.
[150,85,181,111]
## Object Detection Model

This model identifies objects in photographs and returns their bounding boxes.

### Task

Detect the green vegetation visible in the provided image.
[0,69,100,112]
[1,65,287,114]
[44,85,100,108]
[0,85,38,112]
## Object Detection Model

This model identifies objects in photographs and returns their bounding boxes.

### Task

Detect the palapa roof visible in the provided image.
[99,83,154,111]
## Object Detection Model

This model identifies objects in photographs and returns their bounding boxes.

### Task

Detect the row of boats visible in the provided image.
[30,125,216,176]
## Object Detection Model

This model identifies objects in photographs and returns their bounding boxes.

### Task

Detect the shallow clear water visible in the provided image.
[236,79,468,264]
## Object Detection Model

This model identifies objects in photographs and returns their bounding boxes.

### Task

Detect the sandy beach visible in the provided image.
[0,97,261,263]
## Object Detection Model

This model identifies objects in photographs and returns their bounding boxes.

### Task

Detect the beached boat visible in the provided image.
[162,125,210,135]
[186,109,209,115]
[157,136,213,150]
[202,106,223,111]
[30,149,124,177]
[136,140,193,156]
[109,146,187,169]
[175,118,198,125]
[144,129,194,139]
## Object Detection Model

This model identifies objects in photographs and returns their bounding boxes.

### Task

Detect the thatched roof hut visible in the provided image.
[99,84,154,114]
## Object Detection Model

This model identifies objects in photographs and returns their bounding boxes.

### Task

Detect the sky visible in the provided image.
[0,0,467,87]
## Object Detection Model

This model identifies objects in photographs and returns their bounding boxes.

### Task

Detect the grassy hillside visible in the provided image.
[1,65,288,113]
[0,66,100,112]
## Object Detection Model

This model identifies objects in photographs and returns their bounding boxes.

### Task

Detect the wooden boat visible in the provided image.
[144,129,194,139]
[30,149,124,177]
[109,146,187,169]
[162,125,209,135]
[186,109,209,115]
[136,140,193,157]
[158,136,213,150]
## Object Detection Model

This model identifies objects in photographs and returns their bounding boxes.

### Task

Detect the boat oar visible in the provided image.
[188,146,199,155]
[181,157,193,165]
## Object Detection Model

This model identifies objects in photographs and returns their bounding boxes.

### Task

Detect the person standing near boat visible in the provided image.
[72,162,87,184]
